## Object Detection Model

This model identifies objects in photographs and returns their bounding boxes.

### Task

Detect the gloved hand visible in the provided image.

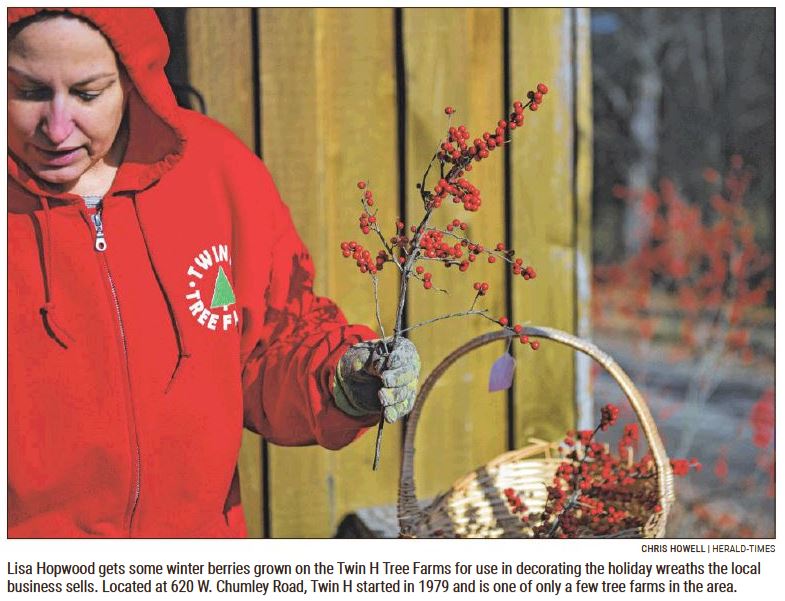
[333,337,420,423]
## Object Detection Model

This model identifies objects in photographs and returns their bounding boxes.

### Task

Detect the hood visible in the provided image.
[7,8,185,198]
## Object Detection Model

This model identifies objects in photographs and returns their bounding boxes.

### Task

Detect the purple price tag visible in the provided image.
[488,353,516,392]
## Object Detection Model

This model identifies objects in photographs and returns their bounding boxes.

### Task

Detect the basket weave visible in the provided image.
[397,326,675,538]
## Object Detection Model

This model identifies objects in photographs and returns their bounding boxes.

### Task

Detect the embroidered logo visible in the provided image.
[185,244,239,332]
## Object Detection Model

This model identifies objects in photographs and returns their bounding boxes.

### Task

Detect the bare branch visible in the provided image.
[396,308,489,336]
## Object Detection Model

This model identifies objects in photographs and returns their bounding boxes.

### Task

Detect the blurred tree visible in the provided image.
[591,8,774,266]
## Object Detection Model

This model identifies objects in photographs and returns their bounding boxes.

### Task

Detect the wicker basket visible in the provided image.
[397,326,675,538]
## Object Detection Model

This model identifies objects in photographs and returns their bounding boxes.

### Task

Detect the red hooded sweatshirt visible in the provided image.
[7,8,378,538]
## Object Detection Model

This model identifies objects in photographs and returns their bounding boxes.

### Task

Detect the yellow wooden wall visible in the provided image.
[184,7,591,538]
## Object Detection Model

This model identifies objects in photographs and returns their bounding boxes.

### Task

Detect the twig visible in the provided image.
[370,273,388,350]
[396,309,489,336]
[372,415,385,470]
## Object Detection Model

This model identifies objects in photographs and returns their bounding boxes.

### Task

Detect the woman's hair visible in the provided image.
[8,10,103,43]
[8,10,127,79]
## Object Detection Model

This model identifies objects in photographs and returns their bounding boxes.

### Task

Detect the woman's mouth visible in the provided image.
[35,145,84,167]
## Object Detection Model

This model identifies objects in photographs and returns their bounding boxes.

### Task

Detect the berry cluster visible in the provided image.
[600,403,620,430]
[527,83,549,110]
[414,266,434,289]
[445,218,468,232]
[430,177,482,211]
[358,211,376,235]
[430,85,549,215]
[495,317,541,349]
[670,458,702,477]
[515,259,536,279]
[503,403,700,538]
[437,83,548,171]
[472,281,490,296]
[340,241,387,275]
[503,487,529,521]
[419,229,463,260]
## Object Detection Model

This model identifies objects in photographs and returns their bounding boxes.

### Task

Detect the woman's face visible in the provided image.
[7,16,129,193]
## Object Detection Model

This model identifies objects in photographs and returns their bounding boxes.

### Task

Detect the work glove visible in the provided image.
[333,337,420,424]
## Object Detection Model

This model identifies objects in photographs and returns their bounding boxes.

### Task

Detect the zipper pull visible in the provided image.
[91,210,107,252]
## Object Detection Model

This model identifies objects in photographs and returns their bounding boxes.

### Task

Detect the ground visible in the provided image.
[591,323,775,538]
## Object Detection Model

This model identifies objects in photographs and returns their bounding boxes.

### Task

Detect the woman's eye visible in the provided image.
[17,88,51,101]
[75,91,101,102]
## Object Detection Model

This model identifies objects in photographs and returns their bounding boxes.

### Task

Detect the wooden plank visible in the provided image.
[403,9,509,501]
[259,8,400,538]
[185,7,262,537]
[186,8,255,150]
[509,9,578,445]
[573,8,595,430]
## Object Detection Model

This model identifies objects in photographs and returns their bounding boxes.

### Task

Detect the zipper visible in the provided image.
[91,211,108,252]
[84,204,141,534]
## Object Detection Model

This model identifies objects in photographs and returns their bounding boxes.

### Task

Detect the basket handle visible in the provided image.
[398,326,674,536]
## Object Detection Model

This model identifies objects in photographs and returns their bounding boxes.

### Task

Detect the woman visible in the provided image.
[7,8,419,538]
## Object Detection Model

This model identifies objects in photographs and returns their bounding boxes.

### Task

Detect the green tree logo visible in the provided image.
[210,266,236,309]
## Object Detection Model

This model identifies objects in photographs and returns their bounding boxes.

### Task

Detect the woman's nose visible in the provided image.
[41,98,75,146]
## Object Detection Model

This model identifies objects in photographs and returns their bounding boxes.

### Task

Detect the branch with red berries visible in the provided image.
[503,403,701,538]
[340,84,551,467]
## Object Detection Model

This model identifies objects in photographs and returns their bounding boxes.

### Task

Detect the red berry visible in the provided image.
[537,83,548,94]
[529,102,539,111]
[488,256,496,263]
[513,324,523,334]
[357,181,366,189]
[530,340,540,350]
[499,317,509,326]
[423,281,432,290]
[416,266,424,274]
[444,106,455,115]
